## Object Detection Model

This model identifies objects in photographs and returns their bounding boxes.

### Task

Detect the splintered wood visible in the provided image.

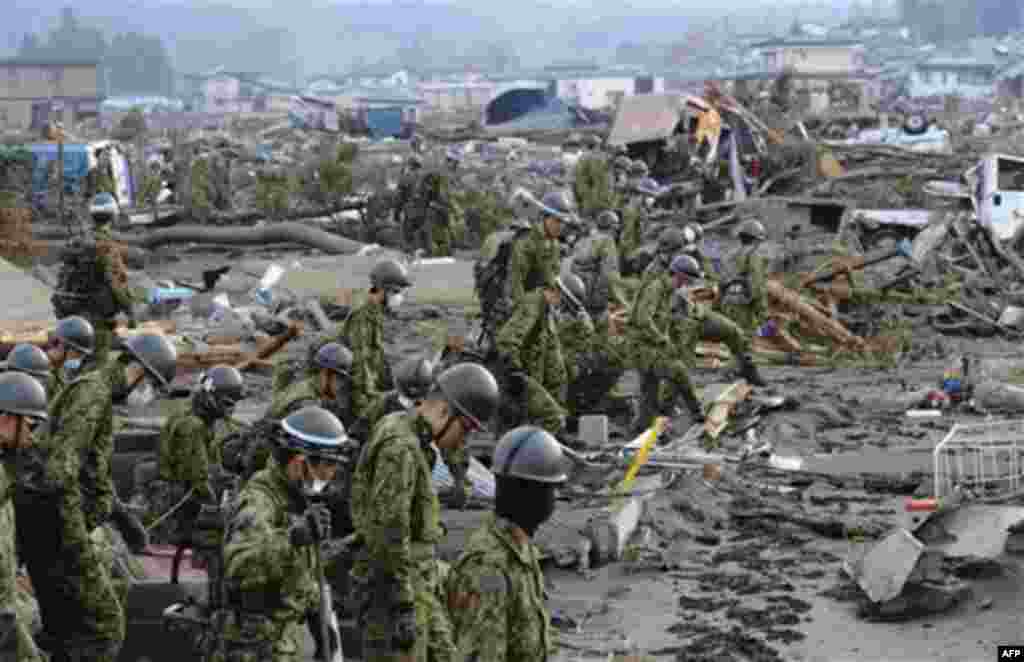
[177,321,303,372]
[0,320,176,346]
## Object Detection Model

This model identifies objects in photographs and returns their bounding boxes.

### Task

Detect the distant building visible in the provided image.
[908,38,1019,100]
[754,38,866,77]
[181,69,300,113]
[542,64,665,111]
[0,59,102,129]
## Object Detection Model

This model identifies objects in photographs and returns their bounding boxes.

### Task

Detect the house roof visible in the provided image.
[607,93,684,147]
[0,58,100,67]
[752,38,863,49]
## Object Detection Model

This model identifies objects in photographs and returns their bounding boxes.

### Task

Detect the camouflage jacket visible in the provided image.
[571,231,622,314]
[337,299,386,419]
[507,225,561,303]
[220,458,318,656]
[350,411,444,606]
[93,225,135,316]
[157,404,215,501]
[1,454,46,661]
[495,290,567,393]
[447,515,551,662]
[43,369,115,535]
[626,272,674,351]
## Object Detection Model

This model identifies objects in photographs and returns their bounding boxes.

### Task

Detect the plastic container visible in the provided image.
[905,497,940,512]
[147,287,196,305]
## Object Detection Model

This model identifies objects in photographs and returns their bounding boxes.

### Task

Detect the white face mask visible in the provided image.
[397,394,415,411]
[387,292,405,310]
[125,380,157,408]
[306,479,329,495]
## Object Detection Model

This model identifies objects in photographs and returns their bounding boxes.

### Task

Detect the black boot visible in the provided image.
[631,372,661,436]
[736,353,767,387]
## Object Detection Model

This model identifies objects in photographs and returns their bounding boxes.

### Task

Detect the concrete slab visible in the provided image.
[931,504,1024,559]
[0,257,55,323]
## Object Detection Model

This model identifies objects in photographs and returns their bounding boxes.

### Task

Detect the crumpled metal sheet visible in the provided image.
[607,93,685,147]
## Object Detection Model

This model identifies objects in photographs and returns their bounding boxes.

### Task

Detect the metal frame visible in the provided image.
[933,419,1024,499]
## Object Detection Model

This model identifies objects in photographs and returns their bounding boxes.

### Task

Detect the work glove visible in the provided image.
[307,610,341,660]
[289,504,332,547]
[392,604,417,651]
[504,370,528,400]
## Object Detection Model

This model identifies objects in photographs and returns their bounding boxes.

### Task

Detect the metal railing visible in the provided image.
[933,419,1024,500]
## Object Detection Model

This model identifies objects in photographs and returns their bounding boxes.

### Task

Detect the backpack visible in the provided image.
[51,240,118,319]
[473,223,530,331]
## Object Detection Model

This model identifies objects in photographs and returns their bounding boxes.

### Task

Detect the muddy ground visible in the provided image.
[95,239,1024,662]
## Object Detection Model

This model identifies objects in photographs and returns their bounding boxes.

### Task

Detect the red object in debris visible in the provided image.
[905,497,940,512]
[750,158,762,179]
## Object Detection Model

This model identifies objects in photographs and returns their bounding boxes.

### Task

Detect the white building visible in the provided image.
[544,66,665,111]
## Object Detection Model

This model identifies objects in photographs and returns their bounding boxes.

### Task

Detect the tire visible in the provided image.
[903,113,928,136]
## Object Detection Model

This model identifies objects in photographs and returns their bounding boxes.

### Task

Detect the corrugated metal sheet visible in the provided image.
[607,93,684,147]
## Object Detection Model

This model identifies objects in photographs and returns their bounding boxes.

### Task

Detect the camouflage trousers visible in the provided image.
[717,301,766,336]
[208,609,304,662]
[499,374,566,437]
[354,559,455,662]
[130,479,195,546]
[18,513,125,662]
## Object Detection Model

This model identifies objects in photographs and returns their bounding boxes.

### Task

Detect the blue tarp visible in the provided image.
[484,89,593,132]
[27,143,91,196]
[365,107,404,139]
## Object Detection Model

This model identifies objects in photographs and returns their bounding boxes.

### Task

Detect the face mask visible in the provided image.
[302,460,330,496]
[63,358,83,378]
[387,292,405,310]
[397,394,415,411]
[125,380,157,408]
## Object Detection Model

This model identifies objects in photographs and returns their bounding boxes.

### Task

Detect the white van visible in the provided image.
[966,153,1024,241]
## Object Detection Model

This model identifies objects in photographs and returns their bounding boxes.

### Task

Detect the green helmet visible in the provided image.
[657,227,686,254]
[670,254,703,279]
[369,259,413,291]
[122,333,178,387]
[5,344,51,380]
[434,362,500,432]
[278,406,349,462]
[0,372,48,421]
[55,316,95,355]
[315,343,354,377]
[394,357,435,401]
[538,190,577,222]
[736,218,767,242]
[595,210,619,231]
[199,365,245,414]
[628,160,649,178]
[492,426,568,484]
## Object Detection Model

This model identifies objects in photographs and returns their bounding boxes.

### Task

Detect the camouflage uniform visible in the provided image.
[410,173,462,257]
[570,230,624,319]
[139,404,217,546]
[558,314,628,417]
[506,226,562,304]
[350,412,454,662]
[396,170,422,251]
[16,369,125,660]
[668,297,750,369]
[626,273,700,425]
[495,290,567,435]
[90,225,136,365]
[1,454,45,661]
[211,458,320,662]
[717,244,768,334]
[337,299,386,421]
[447,515,551,662]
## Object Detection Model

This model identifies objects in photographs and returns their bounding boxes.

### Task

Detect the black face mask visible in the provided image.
[495,475,556,537]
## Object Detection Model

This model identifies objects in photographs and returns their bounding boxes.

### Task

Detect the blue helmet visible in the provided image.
[90,192,118,220]
[279,406,350,461]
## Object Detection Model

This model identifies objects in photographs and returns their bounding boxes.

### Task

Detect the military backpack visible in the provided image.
[51,239,118,319]
[472,222,530,333]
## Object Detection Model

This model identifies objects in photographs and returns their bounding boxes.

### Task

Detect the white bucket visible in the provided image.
[259,263,285,290]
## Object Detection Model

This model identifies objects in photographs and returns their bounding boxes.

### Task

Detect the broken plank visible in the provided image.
[704,381,752,441]
[0,320,175,346]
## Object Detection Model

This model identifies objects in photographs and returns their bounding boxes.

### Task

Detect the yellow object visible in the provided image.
[618,416,667,493]
[694,108,722,147]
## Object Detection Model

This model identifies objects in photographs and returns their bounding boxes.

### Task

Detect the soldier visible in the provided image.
[411,171,461,257]
[447,426,567,662]
[350,355,435,442]
[495,273,569,436]
[0,373,49,662]
[350,362,500,662]
[83,193,136,365]
[396,156,424,251]
[626,252,705,434]
[570,210,623,322]
[337,259,413,421]
[138,365,244,546]
[17,333,175,661]
[611,154,632,189]
[43,316,95,410]
[718,217,768,335]
[213,406,347,662]
[556,273,629,420]
[681,222,716,281]
[667,255,766,388]
[2,344,54,398]
[507,190,576,303]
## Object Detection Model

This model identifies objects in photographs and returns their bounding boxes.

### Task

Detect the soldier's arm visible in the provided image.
[506,239,529,302]
[46,386,101,543]
[223,489,300,589]
[494,297,538,370]
[749,254,768,308]
[178,417,214,500]
[634,279,671,346]
[344,313,380,415]
[448,555,509,662]
[96,251,136,310]
[364,443,419,605]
